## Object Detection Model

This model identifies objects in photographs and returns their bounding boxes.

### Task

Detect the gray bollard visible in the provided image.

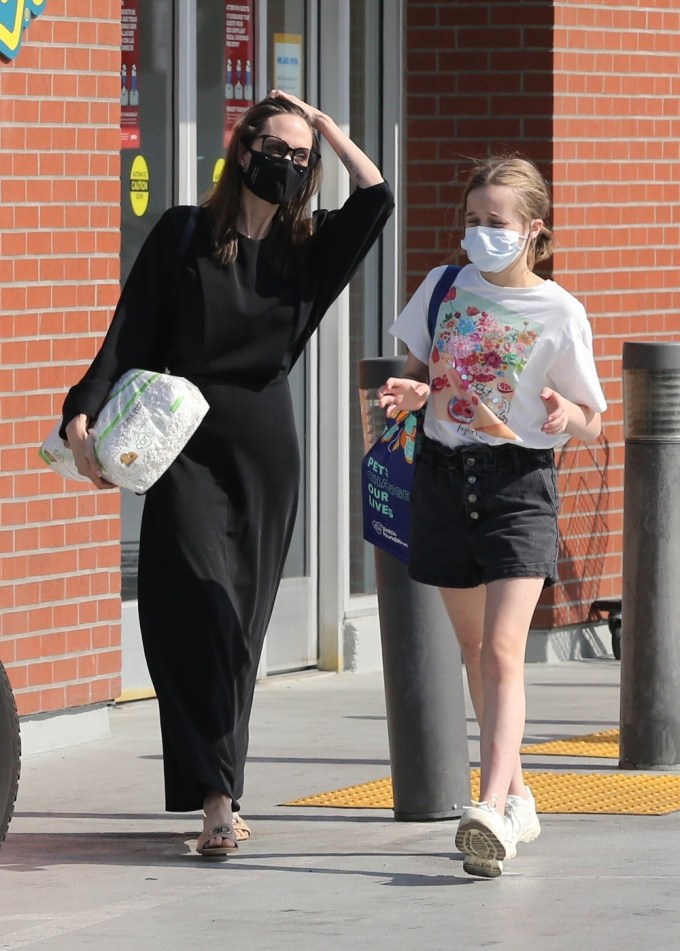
[619,342,680,770]
[359,356,471,819]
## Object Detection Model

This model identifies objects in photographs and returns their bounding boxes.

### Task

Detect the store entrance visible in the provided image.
[118,0,317,695]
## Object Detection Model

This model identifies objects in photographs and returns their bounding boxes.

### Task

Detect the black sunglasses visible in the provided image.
[250,134,321,170]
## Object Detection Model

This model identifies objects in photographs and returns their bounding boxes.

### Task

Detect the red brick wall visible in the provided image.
[546,0,680,626]
[405,1,554,286]
[405,0,680,631]
[0,1,122,715]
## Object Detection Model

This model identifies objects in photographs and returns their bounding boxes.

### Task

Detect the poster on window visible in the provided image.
[121,0,141,149]
[273,33,303,97]
[224,1,255,147]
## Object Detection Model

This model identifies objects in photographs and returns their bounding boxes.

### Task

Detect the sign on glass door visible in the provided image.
[224,1,255,146]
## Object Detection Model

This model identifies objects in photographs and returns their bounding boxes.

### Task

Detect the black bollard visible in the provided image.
[619,342,680,770]
[359,356,471,819]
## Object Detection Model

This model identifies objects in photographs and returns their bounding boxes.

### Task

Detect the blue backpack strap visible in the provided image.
[427,264,462,338]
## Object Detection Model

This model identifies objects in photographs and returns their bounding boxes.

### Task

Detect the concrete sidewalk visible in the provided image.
[2,659,679,950]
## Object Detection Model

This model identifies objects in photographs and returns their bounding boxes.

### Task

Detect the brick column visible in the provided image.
[544,0,680,626]
[0,1,123,715]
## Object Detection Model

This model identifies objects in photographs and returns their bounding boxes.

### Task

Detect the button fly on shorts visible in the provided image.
[465,473,481,523]
[462,453,487,524]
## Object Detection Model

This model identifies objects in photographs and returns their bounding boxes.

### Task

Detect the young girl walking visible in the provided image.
[378,155,606,877]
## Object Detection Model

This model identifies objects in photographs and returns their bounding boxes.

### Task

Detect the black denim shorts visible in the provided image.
[408,437,560,589]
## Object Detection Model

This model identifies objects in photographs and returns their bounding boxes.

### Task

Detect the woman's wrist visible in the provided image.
[65,414,90,438]
[312,111,334,135]
[310,107,383,188]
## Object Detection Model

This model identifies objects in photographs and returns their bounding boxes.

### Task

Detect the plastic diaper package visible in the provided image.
[39,369,210,493]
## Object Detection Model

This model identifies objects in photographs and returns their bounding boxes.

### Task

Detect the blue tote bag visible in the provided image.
[361,265,461,563]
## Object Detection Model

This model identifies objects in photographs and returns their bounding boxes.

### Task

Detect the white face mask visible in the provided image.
[460,226,528,273]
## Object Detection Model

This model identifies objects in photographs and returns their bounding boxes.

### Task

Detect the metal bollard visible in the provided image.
[619,342,680,770]
[359,356,471,819]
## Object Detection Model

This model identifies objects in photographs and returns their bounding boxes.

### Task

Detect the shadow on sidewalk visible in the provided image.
[0,831,477,888]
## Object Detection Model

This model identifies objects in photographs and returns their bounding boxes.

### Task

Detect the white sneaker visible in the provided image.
[462,854,503,878]
[503,811,519,860]
[505,787,541,847]
[455,799,507,878]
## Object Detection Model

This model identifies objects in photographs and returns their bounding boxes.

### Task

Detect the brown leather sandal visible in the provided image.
[233,813,251,841]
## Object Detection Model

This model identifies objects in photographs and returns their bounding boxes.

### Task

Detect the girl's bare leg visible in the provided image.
[439,579,543,812]
[476,577,544,813]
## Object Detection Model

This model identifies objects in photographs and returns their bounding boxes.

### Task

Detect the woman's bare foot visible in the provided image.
[196,789,238,856]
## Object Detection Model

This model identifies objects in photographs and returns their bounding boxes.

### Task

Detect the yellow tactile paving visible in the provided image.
[284,768,680,815]
[520,729,620,759]
[524,772,680,814]
[285,777,394,810]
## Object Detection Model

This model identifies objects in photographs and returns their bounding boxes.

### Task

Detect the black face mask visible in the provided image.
[241,148,309,204]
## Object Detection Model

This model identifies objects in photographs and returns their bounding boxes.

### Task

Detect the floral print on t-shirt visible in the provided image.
[429,285,542,441]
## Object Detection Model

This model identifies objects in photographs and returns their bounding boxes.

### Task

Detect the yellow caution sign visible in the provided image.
[130,155,149,217]
[213,158,225,186]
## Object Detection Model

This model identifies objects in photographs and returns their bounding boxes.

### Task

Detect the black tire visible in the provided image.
[0,660,21,846]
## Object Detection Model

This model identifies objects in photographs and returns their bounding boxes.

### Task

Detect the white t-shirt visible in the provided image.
[390,264,608,450]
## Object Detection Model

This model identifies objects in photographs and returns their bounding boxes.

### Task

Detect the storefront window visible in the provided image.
[120,0,174,600]
[349,0,383,596]
[266,0,309,580]
[119,2,382,603]
[120,0,174,280]
[266,1,306,98]
[194,0,309,582]
[196,2,256,200]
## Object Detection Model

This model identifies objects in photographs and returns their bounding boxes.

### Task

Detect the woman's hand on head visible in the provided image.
[64,415,116,490]
[268,89,323,127]
[269,88,384,188]
[378,377,430,418]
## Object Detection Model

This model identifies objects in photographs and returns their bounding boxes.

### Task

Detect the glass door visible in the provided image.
[195,0,316,673]
[119,1,318,686]
[264,0,314,672]
[120,0,174,604]
[348,0,383,597]
[118,0,175,693]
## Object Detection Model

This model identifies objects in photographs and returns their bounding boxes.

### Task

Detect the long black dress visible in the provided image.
[62,182,394,812]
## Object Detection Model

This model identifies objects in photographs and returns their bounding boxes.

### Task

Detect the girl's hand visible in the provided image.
[540,388,569,434]
[378,377,430,418]
[541,387,602,441]
[64,415,116,490]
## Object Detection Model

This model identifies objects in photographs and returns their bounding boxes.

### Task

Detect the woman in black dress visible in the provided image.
[62,91,394,856]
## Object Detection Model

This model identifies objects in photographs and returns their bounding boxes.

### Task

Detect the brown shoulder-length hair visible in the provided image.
[203,96,323,278]
[459,154,554,269]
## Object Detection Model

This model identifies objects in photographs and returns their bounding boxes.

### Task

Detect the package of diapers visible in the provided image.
[39,369,210,493]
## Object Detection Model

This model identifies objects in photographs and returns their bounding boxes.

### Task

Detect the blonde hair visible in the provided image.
[460,154,554,267]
